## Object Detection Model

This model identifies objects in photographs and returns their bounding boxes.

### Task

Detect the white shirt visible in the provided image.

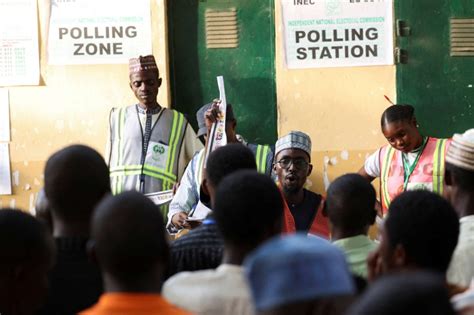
[448,215,474,288]
[163,264,255,315]
[364,147,421,178]
[166,135,253,229]
[167,149,204,229]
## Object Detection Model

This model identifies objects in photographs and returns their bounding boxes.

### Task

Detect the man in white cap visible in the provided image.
[106,55,202,217]
[445,129,474,288]
[274,131,329,238]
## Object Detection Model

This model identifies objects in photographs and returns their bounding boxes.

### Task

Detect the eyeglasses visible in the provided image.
[276,158,309,170]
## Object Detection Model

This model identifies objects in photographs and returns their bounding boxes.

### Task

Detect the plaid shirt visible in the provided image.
[168,221,224,277]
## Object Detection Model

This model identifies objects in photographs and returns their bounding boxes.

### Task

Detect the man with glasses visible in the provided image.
[274,131,330,238]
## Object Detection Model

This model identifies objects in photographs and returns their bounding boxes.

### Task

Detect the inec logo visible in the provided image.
[152,144,165,161]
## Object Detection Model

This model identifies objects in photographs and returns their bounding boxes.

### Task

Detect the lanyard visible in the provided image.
[402,137,428,191]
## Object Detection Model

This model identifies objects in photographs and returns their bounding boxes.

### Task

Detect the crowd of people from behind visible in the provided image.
[1,54,474,315]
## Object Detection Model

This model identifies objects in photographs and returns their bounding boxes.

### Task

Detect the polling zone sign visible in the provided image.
[48,0,152,65]
[281,0,394,69]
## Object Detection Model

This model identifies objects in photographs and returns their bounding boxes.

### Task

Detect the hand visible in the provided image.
[186,219,203,229]
[204,99,222,134]
[367,246,383,282]
[171,212,190,229]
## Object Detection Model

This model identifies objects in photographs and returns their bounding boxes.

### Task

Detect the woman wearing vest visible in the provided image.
[359,104,450,215]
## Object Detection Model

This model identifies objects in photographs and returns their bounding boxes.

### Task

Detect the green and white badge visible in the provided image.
[146,141,169,169]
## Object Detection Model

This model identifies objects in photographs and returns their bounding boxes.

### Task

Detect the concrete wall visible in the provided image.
[0,0,170,211]
[1,0,396,211]
[274,2,396,194]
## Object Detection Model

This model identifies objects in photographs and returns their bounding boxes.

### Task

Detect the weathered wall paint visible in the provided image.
[274,2,395,194]
[0,0,170,211]
[2,1,396,213]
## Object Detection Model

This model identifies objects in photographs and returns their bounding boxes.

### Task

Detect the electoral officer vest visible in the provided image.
[192,144,274,188]
[380,137,450,214]
[247,143,274,176]
[109,105,188,197]
[281,192,330,239]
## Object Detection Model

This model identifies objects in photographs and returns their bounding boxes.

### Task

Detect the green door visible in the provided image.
[395,1,474,137]
[168,0,277,144]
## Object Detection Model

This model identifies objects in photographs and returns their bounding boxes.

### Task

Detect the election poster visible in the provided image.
[0,0,40,86]
[281,0,394,69]
[48,0,152,65]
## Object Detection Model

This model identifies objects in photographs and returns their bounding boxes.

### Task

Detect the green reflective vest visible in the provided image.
[109,105,187,199]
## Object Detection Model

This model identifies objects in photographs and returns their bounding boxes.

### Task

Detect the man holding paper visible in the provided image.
[107,55,202,217]
[167,101,274,231]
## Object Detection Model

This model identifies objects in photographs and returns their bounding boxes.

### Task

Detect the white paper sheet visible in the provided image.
[145,189,174,206]
[0,89,10,142]
[0,143,12,195]
[281,0,394,69]
[204,76,228,165]
[0,0,40,86]
[48,0,152,65]
[188,201,212,221]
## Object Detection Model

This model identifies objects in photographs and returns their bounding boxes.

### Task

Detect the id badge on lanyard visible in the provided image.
[145,141,170,169]
[401,137,428,191]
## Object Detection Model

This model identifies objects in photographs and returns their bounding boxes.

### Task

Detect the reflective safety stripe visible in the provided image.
[165,111,184,190]
[110,165,177,182]
[255,144,270,174]
[110,169,168,183]
[165,111,179,175]
[381,146,395,210]
[116,108,126,194]
[256,145,262,172]
[432,139,447,195]
[260,145,269,173]
[111,108,126,195]
[111,108,183,194]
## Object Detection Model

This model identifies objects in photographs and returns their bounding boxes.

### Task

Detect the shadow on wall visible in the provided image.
[225,77,277,145]
[167,0,202,126]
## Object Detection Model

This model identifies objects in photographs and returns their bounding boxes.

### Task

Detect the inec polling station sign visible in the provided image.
[281,0,394,69]
[48,0,152,65]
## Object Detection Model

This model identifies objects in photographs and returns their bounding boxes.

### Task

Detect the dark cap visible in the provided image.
[196,103,235,138]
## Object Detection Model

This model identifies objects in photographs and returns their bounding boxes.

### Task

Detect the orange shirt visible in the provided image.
[80,293,193,315]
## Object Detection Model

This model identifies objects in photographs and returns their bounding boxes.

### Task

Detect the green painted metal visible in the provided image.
[168,0,277,144]
[395,0,474,138]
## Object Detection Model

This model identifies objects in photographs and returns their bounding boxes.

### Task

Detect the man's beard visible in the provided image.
[282,184,300,195]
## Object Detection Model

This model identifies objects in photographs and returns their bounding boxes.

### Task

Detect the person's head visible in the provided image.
[445,129,474,216]
[245,234,355,315]
[273,131,313,195]
[203,143,256,204]
[380,104,422,153]
[0,209,54,315]
[128,55,162,108]
[347,271,456,315]
[379,190,459,275]
[214,170,283,252]
[325,173,377,238]
[90,191,168,291]
[196,102,237,143]
[44,145,110,230]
